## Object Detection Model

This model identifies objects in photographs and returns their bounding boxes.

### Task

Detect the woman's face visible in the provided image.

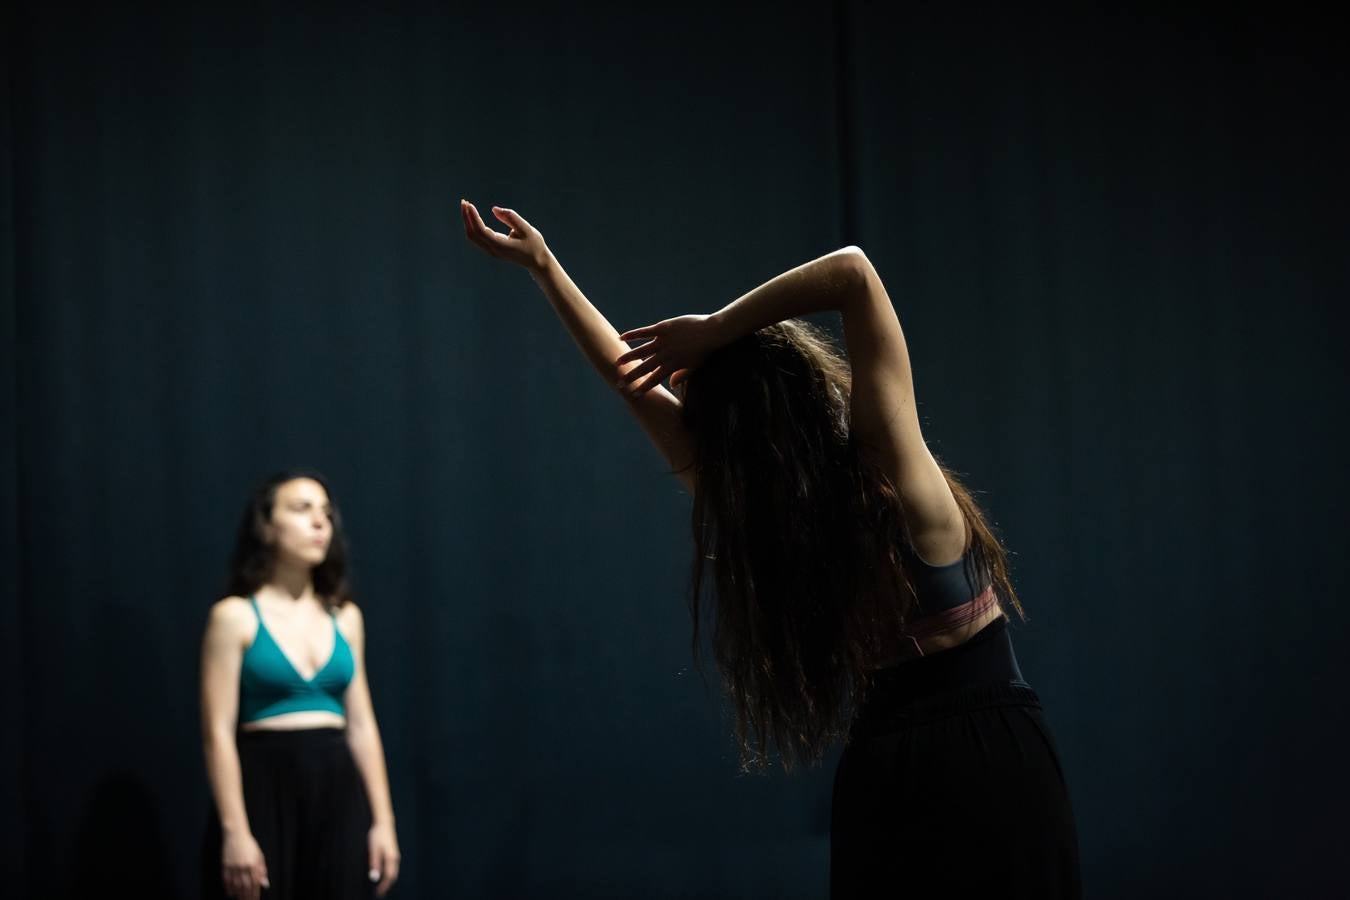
[266,478,333,567]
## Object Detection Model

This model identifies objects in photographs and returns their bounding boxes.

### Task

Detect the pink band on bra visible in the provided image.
[899,585,1000,658]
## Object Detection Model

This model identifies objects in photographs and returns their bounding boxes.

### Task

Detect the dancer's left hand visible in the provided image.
[368,822,401,896]
[460,199,550,272]
[616,314,729,396]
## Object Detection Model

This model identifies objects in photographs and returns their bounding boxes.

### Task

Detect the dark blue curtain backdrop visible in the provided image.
[4,3,1346,897]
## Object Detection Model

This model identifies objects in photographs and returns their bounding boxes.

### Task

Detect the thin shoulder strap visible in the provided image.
[249,595,263,622]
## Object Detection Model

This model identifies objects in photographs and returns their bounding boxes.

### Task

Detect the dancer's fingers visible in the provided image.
[461,201,496,254]
[619,323,661,342]
[620,355,662,386]
[616,339,659,366]
[628,367,666,397]
[492,206,532,235]
[466,202,510,249]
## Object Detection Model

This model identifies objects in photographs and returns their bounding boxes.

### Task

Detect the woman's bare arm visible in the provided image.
[200,598,270,899]
[461,200,695,490]
[201,599,253,838]
[617,247,964,563]
[340,603,400,897]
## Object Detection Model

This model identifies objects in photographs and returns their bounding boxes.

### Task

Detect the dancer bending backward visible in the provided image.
[461,200,1079,898]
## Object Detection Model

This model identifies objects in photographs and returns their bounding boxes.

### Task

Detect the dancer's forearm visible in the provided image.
[203,732,252,836]
[710,247,872,341]
[529,249,693,481]
[346,722,396,826]
[462,200,692,482]
[529,249,634,383]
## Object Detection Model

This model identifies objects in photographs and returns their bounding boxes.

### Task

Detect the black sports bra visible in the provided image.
[900,542,985,616]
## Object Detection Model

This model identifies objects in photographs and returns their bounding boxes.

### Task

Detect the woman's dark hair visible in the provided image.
[681,319,1023,771]
[225,469,353,610]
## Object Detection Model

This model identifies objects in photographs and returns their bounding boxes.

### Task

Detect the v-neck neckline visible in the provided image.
[252,596,338,684]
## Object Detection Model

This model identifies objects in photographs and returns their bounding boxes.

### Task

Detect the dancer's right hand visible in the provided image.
[221,830,269,900]
[461,199,550,272]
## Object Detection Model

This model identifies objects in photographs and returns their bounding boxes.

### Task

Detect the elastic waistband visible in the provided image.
[850,617,1034,740]
[850,680,1041,742]
[869,616,1023,701]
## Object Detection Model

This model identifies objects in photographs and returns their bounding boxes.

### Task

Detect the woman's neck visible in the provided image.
[265,560,315,602]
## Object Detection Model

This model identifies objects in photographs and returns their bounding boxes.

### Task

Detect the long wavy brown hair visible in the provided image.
[224,469,354,612]
[680,319,1023,771]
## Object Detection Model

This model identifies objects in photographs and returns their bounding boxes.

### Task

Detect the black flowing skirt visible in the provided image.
[831,617,1081,898]
[203,727,374,900]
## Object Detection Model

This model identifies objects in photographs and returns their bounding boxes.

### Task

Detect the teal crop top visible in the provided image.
[238,596,354,724]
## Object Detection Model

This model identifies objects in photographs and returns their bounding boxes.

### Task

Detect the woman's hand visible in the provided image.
[616,314,730,396]
[221,830,269,900]
[460,199,549,271]
[368,821,402,897]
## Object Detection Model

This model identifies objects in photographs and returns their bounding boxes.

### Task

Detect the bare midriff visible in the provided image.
[868,587,1006,669]
[240,710,347,732]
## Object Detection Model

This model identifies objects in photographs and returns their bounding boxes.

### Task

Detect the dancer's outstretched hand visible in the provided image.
[616,314,731,396]
[460,199,549,271]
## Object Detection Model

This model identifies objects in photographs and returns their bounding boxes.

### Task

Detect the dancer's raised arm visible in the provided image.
[461,200,694,490]
[616,246,965,563]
